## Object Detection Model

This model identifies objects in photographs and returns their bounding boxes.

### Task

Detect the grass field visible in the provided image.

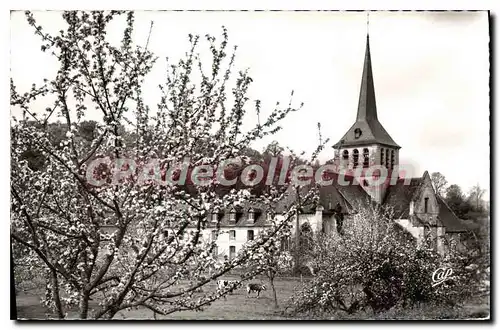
[15,276,489,320]
[15,276,304,320]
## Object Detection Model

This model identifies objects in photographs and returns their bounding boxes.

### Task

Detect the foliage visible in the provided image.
[445,184,471,219]
[263,141,284,159]
[433,176,488,222]
[284,204,486,318]
[430,172,447,197]
[467,184,486,213]
[10,10,326,319]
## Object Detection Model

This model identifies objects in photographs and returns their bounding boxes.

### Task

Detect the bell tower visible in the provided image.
[333,19,401,203]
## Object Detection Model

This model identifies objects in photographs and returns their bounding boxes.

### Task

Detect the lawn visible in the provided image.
[14,276,489,320]
[15,276,304,320]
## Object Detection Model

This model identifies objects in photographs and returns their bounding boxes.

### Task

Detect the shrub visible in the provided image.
[284,204,487,318]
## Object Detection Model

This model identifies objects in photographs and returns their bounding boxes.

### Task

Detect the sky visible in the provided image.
[10,10,490,199]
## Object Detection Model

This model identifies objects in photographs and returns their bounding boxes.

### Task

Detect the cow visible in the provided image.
[246,283,266,298]
[217,280,238,299]
[217,280,238,291]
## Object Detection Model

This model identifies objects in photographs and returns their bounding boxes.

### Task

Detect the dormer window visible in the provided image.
[354,128,362,139]
[229,208,236,223]
[266,211,274,221]
[424,197,429,213]
[248,208,255,223]
[211,211,218,223]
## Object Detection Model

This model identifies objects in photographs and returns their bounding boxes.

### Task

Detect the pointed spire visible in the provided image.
[333,17,400,150]
[367,11,370,36]
[356,29,378,121]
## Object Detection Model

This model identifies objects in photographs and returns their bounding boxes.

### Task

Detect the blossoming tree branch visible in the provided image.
[10,11,326,319]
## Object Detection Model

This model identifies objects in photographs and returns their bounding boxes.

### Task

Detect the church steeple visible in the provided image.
[333,29,400,150]
[332,16,401,204]
[356,34,378,121]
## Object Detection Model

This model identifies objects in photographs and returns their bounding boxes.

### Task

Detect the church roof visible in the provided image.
[275,173,371,214]
[334,35,400,149]
[436,196,470,233]
[383,175,468,233]
[383,177,423,218]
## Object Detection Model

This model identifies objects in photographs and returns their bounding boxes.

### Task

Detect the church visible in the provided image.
[207,33,469,258]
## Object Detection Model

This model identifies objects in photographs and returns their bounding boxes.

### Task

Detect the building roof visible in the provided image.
[436,196,469,233]
[383,177,423,218]
[383,174,468,233]
[209,203,269,227]
[275,172,371,214]
[334,179,373,210]
[333,36,400,149]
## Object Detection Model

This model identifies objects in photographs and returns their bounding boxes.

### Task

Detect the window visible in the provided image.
[229,230,236,240]
[363,148,369,168]
[266,211,273,221]
[391,150,395,170]
[342,150,349,161]
[229,246,236,260]
[385,149,390,168]
[354,128,362,139]
[211,230,217,241]
[353,149,359,168]
[424,197,429,213]
[381,148,385,166]
[211,212,218,222]
[229,212,236,222]
[247,230,254,241]
[248,208,255,223]
[363,179,369,187]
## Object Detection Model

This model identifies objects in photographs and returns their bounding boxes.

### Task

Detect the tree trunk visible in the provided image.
[79,291,89,319]
[50,269,64,319]
[270,275,278,308]
[294,207,300,276]
[10,241,18,320]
